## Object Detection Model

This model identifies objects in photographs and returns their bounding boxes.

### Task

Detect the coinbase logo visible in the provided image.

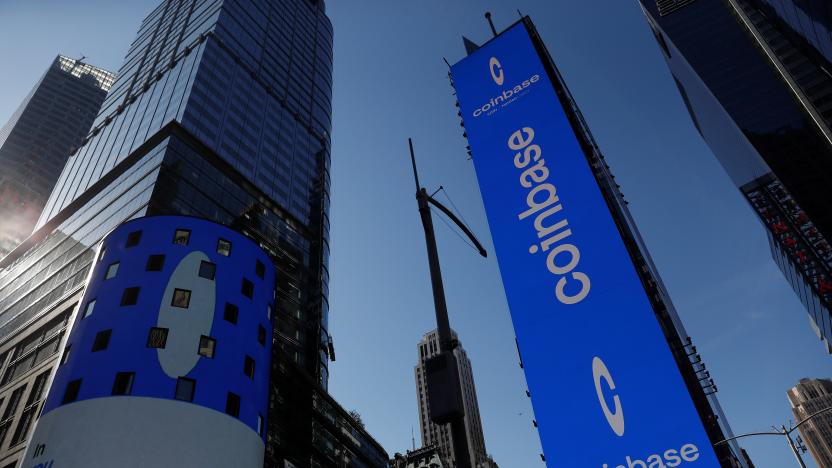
[593,357,624,437]
[489,57,504,85]
[472,56,540,118]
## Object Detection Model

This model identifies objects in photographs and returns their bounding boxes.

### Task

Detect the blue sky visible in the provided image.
[1,1,830,467]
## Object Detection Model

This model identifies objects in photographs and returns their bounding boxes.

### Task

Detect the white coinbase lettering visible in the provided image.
[510,126,590,304]
[601,444,700,468]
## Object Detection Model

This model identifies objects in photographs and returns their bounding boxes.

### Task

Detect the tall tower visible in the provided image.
[415,330,496,468]
[639,0,832,352]
[0,0,387,466]
[449,16,747,467]
[0,56,113,257]
[788,378,832,467]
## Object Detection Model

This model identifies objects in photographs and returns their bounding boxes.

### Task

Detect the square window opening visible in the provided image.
[198,335,216,358]
[147,327,169,349]
[198,261,216,280]
[255,260,265,279]
[244,355,255,380]
[92,329,112,352]
[126,230,142,248]
[121,287,140,306]
[171,289,191,308]
[146,254,165,271]
[82,299,96,319]
[105,262,119,280]
[175,377,196,402]
[173,229,191,246]
[217,238,232,257]
[63,379,81,404]
[241,278,254,299]
[112,372,135,396]
[224,303,239,324]
[226,392,241,417]
[258,325,266,346]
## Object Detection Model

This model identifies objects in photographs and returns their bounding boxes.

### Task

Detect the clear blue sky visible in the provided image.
[1,1,830,467]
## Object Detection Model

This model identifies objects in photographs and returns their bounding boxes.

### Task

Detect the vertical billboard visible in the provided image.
[451,21,721,467]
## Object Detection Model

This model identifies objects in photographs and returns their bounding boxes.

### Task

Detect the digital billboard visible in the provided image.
[24,216,274,468]
[450,21,721,467]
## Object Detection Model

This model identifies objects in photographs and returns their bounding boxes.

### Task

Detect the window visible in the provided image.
[105,262,119,280]
[60,344,71,365]
[258,413,263,435]
[267,304,272,320]
[62,379,81,404]
[256,260,265,279]
[173,229,191,246]
[241,278,254,299]
[224,303,239,324]
[121,287,140,306]
[258,325,266,346]
[82,299,96,319]
[171,289,191,308]
[97,247,106,262]
[175,377,195,402]
[146,254,165,271]
[198,335,216,358]
[92,329,112,352]
[244,356,255,379]
[112,372,135,395]
[126,230,142,247]
[198,261,216,280]
[226,392,241,417]
[10,372,49,446]
[147,327,168,348]
[217,238,232,256]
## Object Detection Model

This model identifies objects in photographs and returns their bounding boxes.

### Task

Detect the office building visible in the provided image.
[639,0,832,352]
[415,329,497,468]
[0,56,113,258]
[788,378,832,467]
[451,17,748,467]
[391,445,449,468]
[0,0,387,466]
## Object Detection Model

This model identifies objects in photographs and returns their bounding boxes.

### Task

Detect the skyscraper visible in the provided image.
[0,56,113,257]
[639,0,832,352]
[415,329,496,468]
[0,0,386,466]
[788,378,832,467]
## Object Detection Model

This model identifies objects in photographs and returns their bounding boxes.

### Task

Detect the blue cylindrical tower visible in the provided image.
[24,216,275,468]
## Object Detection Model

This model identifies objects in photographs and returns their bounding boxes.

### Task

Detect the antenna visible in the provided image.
[411,427,416,451]
[485,12,498,37]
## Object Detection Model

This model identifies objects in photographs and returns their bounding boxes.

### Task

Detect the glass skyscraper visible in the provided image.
[0,56,114,258]
[0,0,386,466]
[640,0,832,353]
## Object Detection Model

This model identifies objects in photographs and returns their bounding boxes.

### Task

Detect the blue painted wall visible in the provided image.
[43,215,275,439]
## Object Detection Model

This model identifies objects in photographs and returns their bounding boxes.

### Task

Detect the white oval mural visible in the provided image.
[157,251,216,377]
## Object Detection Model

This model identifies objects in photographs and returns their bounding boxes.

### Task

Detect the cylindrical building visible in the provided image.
[23,215,275,468]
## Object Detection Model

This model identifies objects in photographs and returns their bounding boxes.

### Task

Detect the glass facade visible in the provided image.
[641,0,832,352]
[0,0,384,466]
[0,56,113,258]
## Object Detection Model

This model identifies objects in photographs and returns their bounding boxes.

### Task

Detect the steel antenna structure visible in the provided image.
[408,138,486,468]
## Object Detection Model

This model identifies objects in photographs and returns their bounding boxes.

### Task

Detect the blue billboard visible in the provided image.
[451,22,721,467]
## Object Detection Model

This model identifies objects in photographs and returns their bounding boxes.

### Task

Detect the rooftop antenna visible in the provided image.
[485,12,498,37]
[408,138,486,468]
[411,427,416,451]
